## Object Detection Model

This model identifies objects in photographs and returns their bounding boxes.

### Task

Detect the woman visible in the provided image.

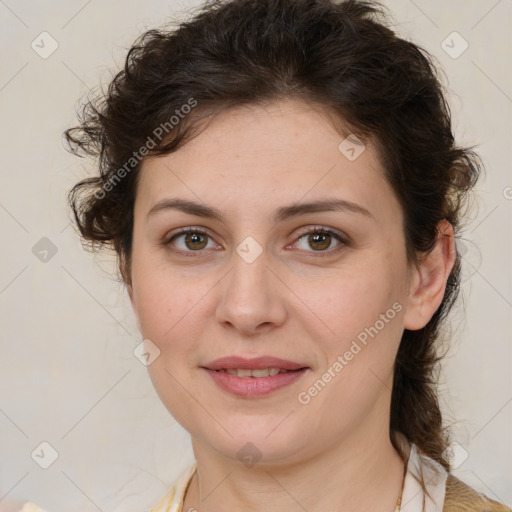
[60,0,510,510]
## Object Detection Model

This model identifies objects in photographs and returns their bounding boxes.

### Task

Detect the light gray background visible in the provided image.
[1,1,511,511]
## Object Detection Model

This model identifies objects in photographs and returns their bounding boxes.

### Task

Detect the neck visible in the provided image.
[183,425,407,512]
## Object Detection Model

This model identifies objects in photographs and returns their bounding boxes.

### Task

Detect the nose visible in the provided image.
[215,247,287,336]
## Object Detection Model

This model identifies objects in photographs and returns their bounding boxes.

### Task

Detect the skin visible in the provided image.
[127,98,456,512]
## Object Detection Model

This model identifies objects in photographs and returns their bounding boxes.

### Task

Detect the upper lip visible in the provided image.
[203,356,308,371]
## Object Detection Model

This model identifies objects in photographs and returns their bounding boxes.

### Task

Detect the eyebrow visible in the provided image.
[146,197,374,223]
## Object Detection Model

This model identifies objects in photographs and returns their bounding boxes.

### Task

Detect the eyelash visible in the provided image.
[163,225,348,258]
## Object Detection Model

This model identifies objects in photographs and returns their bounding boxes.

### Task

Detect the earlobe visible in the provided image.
[403,220,456,331]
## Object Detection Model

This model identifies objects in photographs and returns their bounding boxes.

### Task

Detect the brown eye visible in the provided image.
[307,231,332,251]
[166,227,214,254]
[164,225,347,258]
[294,227,347,254]
[182,232,208,250]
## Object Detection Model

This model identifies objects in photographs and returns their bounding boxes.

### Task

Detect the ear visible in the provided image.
[403,220,457,330]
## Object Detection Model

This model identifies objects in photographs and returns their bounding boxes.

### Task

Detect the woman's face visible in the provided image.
[127,99,419,465]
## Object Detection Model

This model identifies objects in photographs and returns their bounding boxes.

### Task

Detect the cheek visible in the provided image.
[300,258,404,343]
[298,275,404,432]
[136,286,202,346]
[130,251,192,334]
[131,261,216,372]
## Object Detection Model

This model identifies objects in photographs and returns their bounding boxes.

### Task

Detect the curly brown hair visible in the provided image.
[64,0,482,479]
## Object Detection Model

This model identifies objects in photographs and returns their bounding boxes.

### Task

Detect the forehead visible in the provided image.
[135,98,396,220]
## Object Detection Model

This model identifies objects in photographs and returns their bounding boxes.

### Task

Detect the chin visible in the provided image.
[195,421,306,466]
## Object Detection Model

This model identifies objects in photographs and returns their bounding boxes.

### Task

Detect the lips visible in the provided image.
[201,355,309,398]
[203,355,307,371]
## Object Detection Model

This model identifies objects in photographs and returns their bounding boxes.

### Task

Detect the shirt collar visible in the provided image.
[397,434,448,512]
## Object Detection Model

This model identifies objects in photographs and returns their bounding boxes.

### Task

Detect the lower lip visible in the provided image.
[203,368,308,398]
